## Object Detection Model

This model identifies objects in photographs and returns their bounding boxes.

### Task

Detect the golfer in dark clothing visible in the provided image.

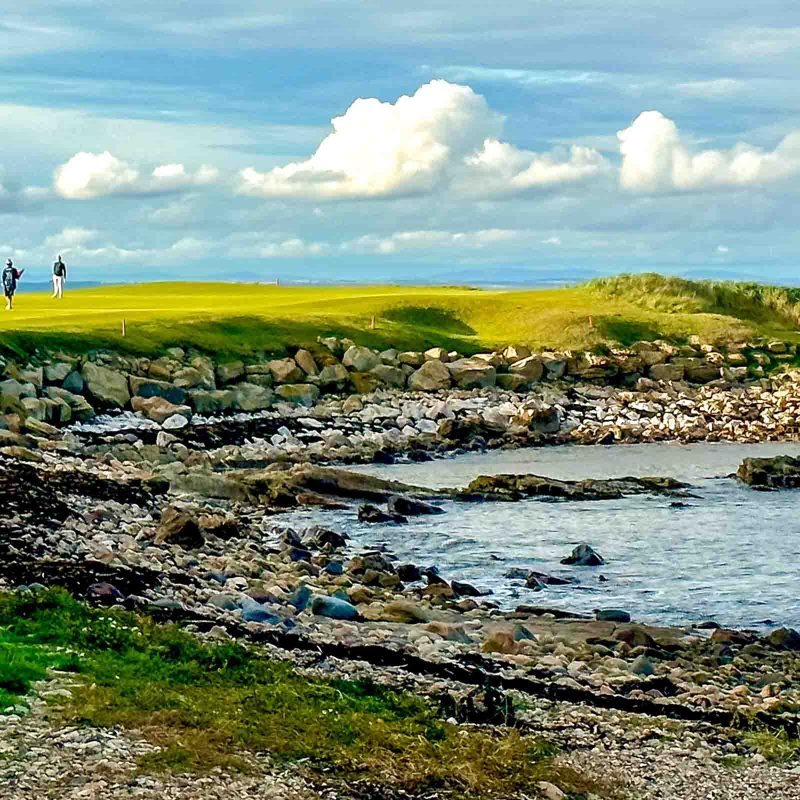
[2,259,24,311]
[52,255,67,299]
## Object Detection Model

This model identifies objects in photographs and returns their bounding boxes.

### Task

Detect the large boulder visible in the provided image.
[738,455,800,489]
[408,359,451,391]
[318,363,349,387]
[215,361,246,384]
[129,376,187,405]
[44,362,73,384]
[342,346,380,372]
[503,345,531,362]
[370,364,406,388]
[231,383,273,411]
[293,349,319,376]
[447,358,496,389]
[0,379,36,400]
[424,347,450,362]
[398,351,425,367]
[648,363,685,382]
[81,362,130,408]
[561,543,605,566]
[349,372,381,394]
[173,365,215,390]
[268,358,305,384]
[508,356,544,382]
[275,384,320,407]
[44,387,95,421]
[685,363,721,384]
[188,389,236,414]
[62,370,85,394]
[131,395,192,424]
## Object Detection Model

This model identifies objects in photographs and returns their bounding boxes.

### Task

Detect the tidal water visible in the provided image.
[282,442,800,630]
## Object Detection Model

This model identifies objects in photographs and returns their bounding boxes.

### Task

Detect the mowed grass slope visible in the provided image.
[0,274,796,359]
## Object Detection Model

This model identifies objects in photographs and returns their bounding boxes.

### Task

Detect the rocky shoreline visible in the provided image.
[2,336,800,798]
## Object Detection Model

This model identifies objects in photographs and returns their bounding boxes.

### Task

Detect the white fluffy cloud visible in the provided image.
[239,80,607,199]
[618,111,800,192]
[54,151,219,199]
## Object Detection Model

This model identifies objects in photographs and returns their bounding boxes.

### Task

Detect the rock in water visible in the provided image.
[738,455,800,489]
[595,608,631,623]
[386,495,444,516]
[311,595,361,621]
[358,504,407,524]
[561,543,605,566]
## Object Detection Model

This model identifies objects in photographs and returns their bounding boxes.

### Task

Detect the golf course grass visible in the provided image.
[0,274,797,359]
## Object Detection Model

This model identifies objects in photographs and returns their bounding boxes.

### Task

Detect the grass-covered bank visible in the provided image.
[0,274,798,360]
[0,589,602,798]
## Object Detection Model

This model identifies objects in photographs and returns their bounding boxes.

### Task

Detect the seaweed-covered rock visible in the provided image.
[738,455,800,489]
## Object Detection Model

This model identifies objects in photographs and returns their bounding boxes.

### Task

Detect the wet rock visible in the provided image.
[357,503,407,524]
[396,563,423,582]
[466,473,686,502]
[451,580,482,597]
[526,570,572,586]
[562,543,605,566]
[738,455,800,489]
[386,495,444,516]
[595,608,631,622]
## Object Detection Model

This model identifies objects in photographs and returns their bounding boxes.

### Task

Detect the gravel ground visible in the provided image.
[562,748,800,800]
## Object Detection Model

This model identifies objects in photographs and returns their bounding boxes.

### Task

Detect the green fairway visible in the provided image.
[0,275,796,359]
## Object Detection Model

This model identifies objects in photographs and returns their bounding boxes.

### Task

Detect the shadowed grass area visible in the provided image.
[0,590,611,798]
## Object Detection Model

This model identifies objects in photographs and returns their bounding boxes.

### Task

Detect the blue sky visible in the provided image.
[2,1,800,285]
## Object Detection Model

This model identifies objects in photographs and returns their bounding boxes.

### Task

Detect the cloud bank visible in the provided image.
[239,80,608,199]
[618,111,800,192]
[54,151,219,199]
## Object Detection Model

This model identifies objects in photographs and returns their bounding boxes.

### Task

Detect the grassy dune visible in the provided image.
[0,274,796,359]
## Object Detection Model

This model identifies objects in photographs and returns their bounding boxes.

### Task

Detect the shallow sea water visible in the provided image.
[282,441,800,629]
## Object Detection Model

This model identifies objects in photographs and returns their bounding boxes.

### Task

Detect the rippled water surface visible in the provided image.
[283,442,800,629]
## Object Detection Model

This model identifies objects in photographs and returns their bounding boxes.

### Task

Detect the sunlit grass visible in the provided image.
[0,274,795,360]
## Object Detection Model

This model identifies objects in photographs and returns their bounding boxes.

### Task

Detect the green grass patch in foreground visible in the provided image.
[743,729,800,763]
[0,590,607,797]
